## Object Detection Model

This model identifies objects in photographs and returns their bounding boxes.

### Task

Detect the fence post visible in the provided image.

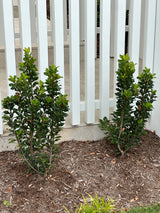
[148,0,160,136]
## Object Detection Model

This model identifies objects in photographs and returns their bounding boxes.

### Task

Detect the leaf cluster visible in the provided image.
[2,48,69,174]
[99,54,156,156]
[64,194,115,213]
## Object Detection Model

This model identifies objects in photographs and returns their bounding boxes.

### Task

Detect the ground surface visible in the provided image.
[0,130,160,213]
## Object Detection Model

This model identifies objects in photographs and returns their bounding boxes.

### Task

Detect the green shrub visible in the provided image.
[99,54,156,156]
[64,194,115,213]
[121,203,160,213]
[2,48,69,175]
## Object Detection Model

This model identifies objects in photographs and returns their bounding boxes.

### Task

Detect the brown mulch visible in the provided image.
[0,130,160,212]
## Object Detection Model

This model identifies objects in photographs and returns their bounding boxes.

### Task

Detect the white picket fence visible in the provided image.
[0,0,160,136]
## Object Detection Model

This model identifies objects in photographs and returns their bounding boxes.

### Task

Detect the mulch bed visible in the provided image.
[0,130,160,212]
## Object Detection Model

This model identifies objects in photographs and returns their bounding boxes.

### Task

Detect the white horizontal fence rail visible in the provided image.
[0,0,160,137]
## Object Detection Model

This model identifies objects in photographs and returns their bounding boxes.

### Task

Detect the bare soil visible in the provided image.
[0,130,160,213]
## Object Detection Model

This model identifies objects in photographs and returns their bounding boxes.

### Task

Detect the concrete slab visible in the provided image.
[0,124,105,151]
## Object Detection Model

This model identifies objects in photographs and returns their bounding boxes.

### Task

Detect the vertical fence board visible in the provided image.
[2,0,16,96]
[36,0,48,81]
[63,0,68,41]
[19,0,32,55]
[110,0,115,57]
[51,0,65,93]
[80,0,85,42]
[69,0,80,125]
[114,0,126,97]
[0,91,2,134]
[143,0,156,72]
[149,0,160,136]
[99,0,111,119]
[95,0,97,58]
[0,0,4,47]
[139,0,145,59]
[114,0,126,71]
[85,0,96,124]
[129,0,141,80]
[30,0,37,44]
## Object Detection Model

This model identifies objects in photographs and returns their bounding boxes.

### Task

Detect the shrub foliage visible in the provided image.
[99,54,156,156]
[2,48,69,174]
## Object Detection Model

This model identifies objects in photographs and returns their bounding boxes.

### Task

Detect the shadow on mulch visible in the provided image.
[0,130,160,212]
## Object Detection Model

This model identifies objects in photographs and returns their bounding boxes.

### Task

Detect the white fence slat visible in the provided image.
[63,0,68,41]
[99,0,111,119]
[13,0,18,6]
[142,0,156,73]
[0,91,3,135]
[114,0,126,100]
[139,0,145,59]
[114,0,126,72]
[110,0,115,57]
[36,0,48,81]
[80,0,85,42]
[149,0,160,136]
[51,0,65,94]
[95,0,97,58]
[126,0,130,10]
[69,0,80,125]
[0,0,5,47]
[129,0,141,81]
[85,0,96,124]
[29,0,37,44]
[19,0,32,54]
[2,0,16,96]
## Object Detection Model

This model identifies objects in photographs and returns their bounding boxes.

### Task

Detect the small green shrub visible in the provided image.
[2,48,69,175]
[64,194,115,213]
[99,54,156,156]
